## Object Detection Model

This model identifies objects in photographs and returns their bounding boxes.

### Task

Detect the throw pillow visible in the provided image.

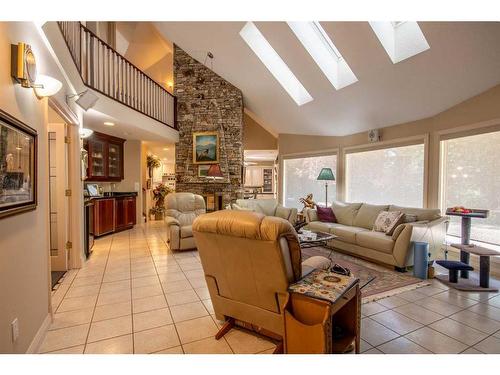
[316,206,337,223]
[373,211,404,235]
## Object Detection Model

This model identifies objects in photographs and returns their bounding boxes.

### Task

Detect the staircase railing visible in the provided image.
[58,22,177,129]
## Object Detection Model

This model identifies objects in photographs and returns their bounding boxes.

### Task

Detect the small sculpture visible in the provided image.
[299,193,316,211]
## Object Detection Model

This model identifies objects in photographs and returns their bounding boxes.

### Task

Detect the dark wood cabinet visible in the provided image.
[85,131,125,181]
[94,198,115,236]
[93,196,136,237]
[115,196,136,231]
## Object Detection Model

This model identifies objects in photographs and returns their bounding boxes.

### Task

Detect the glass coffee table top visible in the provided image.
[298,229,336,248]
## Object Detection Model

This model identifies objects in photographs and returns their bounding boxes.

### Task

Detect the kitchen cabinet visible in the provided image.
[85,131,125,181]
[244,166,264,187]
[94,198,115,236]
[115,196,136,231]
[93,195,136,237]
[244,166,274,193]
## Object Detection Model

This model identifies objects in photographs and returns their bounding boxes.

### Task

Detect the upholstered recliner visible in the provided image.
[164,192,206,251]
[192,210,330,338]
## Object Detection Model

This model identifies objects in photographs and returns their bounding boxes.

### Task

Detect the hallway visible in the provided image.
[40,221,277,354]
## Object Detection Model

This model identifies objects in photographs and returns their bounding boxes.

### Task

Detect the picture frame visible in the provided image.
[198,165,210,177]
[0,109,37,219]
[193,131,219,164]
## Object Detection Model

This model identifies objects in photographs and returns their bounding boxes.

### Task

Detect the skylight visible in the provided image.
[239,22,313,106]
[287,21,358,90]
[369,21,430,64]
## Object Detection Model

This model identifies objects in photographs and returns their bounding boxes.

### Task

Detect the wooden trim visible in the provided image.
[436,118,500,140]
[342,134,426,154]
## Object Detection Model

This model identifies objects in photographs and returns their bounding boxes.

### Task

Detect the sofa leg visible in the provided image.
[215,317,235,340]
[394,266,407,273]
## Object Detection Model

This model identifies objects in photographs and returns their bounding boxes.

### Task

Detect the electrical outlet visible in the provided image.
[11,318,19,342]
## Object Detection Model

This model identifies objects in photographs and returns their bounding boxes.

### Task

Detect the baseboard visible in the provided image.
[26,314,52,354]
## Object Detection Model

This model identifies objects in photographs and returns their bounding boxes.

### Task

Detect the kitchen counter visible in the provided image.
[86,192,138,200]
[87,193,137,236]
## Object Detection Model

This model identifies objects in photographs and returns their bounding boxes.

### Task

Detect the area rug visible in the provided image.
[302,246,430,303]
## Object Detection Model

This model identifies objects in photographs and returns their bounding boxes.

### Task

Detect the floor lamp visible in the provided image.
[317,168,335,207]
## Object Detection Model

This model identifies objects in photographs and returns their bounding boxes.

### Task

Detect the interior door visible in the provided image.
[48,123,70,272]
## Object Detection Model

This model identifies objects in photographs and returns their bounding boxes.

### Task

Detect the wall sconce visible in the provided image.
[11,42,62,97]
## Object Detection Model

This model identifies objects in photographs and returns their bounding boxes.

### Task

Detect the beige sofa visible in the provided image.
[164,192,206,251]
[192,210,330,337]
[304,202,449,269]
[232,198,298,224]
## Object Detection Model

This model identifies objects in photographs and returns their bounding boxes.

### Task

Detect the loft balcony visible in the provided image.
[57,21,176,130]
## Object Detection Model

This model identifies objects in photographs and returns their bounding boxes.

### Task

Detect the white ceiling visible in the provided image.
[155,22,500,136]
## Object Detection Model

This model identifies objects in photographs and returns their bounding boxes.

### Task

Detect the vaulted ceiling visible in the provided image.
[155,22,500,136]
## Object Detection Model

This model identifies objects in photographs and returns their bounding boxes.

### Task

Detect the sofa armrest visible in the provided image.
[303,208,318,223]
[164,216,180,227]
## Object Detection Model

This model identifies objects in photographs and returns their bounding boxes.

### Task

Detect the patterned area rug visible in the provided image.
[302,246,430,303]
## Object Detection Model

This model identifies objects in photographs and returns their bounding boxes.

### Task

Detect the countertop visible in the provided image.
[84,192,138,201]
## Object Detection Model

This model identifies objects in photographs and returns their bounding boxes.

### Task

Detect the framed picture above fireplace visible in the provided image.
[193,131,219,164]
[0,109,37,219]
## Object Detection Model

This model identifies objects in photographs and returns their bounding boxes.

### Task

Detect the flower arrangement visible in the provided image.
[147,155,161,178]
[150,183,173,220]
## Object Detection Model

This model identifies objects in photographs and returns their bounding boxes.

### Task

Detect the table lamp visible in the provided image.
[206,164,223,181]
[317,168,335,207]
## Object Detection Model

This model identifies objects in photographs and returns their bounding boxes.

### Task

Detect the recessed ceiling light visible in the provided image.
[163,148,169,151]
[103,122,115,126]
[288,21,358,90]
[239,21,313,106]
[369,21,430,64]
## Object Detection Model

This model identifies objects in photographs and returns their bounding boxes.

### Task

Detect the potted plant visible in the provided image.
[147,155,161,178]
[150,183,172,220]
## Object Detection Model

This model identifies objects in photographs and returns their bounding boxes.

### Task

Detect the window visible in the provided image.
[283,154,337,209]
[440,131,500,245]
[369,21,430,64]
[239,22,313,106]
[287,21,357,90]
[345,143,425,207]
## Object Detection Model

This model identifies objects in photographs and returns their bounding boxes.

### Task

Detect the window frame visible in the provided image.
[280,148,339,207]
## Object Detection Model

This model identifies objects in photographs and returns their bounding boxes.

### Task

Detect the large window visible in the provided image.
[283,154,337,209]
[440,131,500,245]
[345,143,425,207]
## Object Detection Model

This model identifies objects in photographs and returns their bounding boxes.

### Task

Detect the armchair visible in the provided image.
[192,210,330,343]
[164,192,206,251]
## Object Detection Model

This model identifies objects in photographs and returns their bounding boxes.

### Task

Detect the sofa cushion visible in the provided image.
[356,231,395,254]
[388,205,441,222]
[307,221,340,233]
[180,225,193,238]
[275,205,291,220]
[331,201,363,226]
[353,204,389,229]
[235,199,278,216]
[317,206,337,222]
[331,225,368,244]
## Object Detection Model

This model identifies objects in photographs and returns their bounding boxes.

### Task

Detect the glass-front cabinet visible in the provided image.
[84,131,125,181]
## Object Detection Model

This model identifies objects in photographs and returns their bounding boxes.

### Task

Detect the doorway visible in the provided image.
[48,121,70,288]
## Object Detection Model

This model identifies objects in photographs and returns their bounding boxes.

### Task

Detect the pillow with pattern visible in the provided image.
[373,211,404,235]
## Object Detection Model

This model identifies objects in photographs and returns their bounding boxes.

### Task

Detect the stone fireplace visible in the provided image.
[173,46,244,208]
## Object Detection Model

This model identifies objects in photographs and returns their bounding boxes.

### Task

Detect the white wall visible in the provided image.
[0,22,52,353]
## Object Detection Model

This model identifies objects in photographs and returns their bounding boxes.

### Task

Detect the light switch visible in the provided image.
[134,182,139,191]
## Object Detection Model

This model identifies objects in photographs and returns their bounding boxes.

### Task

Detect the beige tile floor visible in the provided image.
[42,221,500,354]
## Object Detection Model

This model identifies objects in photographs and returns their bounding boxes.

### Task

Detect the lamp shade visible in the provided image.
[317,168,335,181]
[207,164,223,178]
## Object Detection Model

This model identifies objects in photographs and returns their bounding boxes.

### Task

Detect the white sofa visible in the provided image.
[304,201,449,269]
[232,198,298,224]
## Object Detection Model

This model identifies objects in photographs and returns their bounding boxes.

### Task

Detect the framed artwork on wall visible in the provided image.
[193,131,219,164]
[0,109,37,219]
[198,165,211,177]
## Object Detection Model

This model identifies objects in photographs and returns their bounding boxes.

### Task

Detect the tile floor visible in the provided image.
[41,221,500,354]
